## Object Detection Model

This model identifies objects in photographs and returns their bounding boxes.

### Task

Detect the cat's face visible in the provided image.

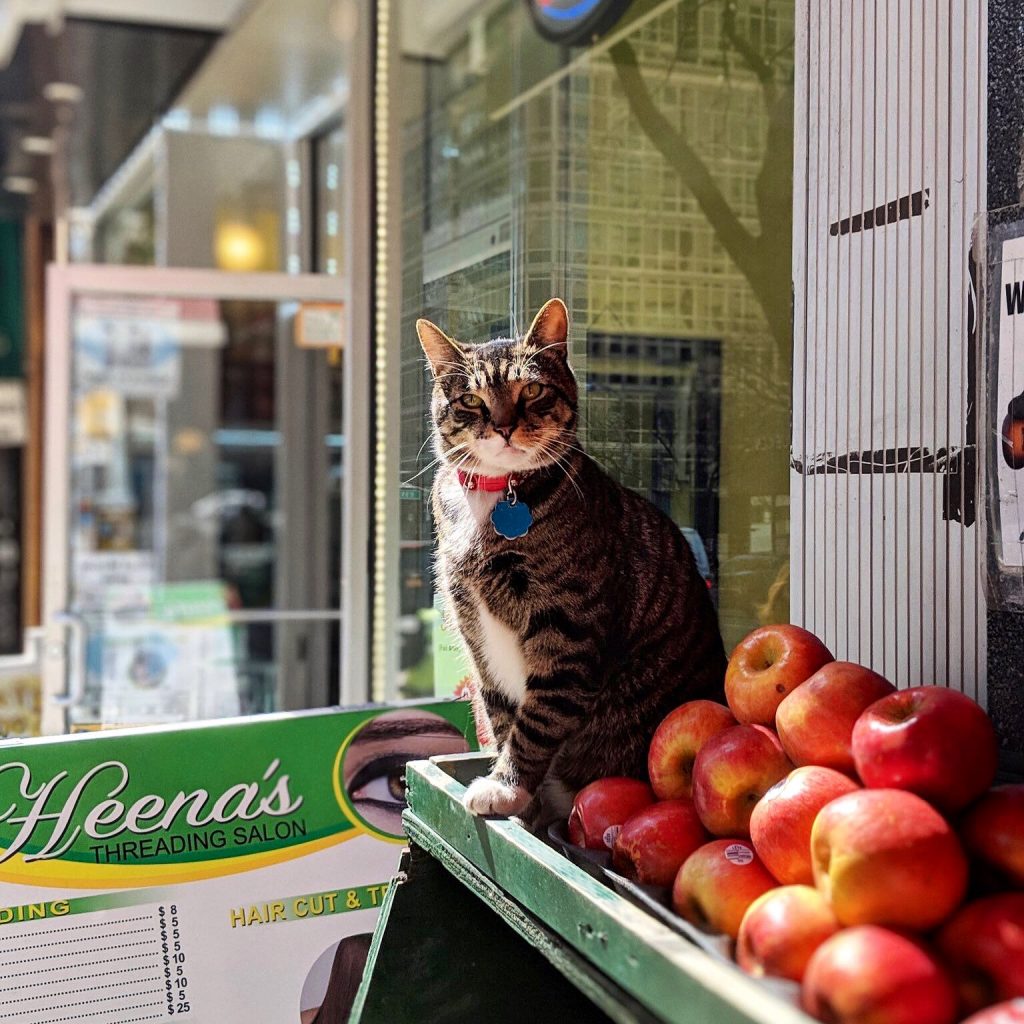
[417,298,578,477]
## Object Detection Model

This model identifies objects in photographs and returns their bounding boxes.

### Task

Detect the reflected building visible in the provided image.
[398,0,794,678]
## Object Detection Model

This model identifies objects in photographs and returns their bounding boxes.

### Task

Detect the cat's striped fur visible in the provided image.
[418,299,727,824]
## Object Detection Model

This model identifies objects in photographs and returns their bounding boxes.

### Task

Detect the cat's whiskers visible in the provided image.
[530,439,584,501]
[412,428,438,465]
[548,433,607,471]
[451,449,480,491]
[401,442,471,486]
[524,341,568,365]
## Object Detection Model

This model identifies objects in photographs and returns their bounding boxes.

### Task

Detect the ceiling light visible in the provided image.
[254,108,285,139]
[42,82,83,104]
[21,136,55,155]
[207,105,240,136]
[3,176,37,194]
[163,108,191,131]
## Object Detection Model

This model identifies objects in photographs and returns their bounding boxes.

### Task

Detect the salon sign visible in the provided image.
[0,701,475,1022]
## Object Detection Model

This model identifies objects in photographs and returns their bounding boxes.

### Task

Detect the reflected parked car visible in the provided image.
[680,527,714,594]
[717,553,788,648]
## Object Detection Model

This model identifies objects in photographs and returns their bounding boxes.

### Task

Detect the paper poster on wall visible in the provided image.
[97,582,241,725]
[0,380,27,446]
[73,551,156,612]
[73,297,225,398]
[296,302,345,349]
[983,214,1024,608]
[0,700,476,1023]
[993,230,1024,570]
[431,592,471,699]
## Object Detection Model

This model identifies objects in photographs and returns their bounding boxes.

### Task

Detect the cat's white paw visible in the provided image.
[462,776,530,817]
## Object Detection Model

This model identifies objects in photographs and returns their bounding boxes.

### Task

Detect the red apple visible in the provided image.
[775,661,895,774]
[961,785,1024,887]
[802,926,958,1024]
[567,777,654,851]
[737,884,840,982]
[724,624,834,726]
[611,799,709,887]
[647,700,737,800]
[671,839,778,938]
[691,724,793,837]
[811,788,968,930]
[852,686,998,813]
[936,893,1024,1015]
[962,1002,1024,1024]
[749,766,860,884]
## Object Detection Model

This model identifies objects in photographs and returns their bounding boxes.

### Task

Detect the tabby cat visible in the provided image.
[418,298,727,825]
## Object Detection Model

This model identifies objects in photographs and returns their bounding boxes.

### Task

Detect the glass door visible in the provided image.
[42,265,363,734]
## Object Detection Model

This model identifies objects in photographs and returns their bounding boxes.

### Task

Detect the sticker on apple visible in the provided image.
[603,825,622,849]
[724,843,754,865]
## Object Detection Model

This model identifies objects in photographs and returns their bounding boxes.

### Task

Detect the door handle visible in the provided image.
[48,611,87,707]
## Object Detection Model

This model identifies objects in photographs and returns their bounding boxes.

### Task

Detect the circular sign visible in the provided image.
[525,0,632,45]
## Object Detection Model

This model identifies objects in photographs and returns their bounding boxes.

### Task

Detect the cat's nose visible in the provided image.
[494,426,513,443]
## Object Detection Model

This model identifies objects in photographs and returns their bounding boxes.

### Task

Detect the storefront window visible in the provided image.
[393,0,794,695]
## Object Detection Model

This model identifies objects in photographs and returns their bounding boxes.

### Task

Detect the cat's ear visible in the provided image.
[416,318,465,377]
[525,298,570,362]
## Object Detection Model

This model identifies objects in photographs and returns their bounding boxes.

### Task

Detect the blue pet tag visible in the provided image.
[491,498,533,539]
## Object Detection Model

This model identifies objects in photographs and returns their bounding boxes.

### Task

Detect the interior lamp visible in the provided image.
[214,220,266,272]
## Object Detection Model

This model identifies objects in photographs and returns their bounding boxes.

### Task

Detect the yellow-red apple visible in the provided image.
[852,686,998,813]
[647,700,737,800]
[736,884,840,982]
[811,788,968,930]
[725,624,833,725]
[802,926,958,1024]
[611,799,709,888]
[691,724,794,837]
[962,1002,1024,1024]
[567,777,654,850]
[671,839,778,938]
[961,785,1024,887]
[749,766,859,884]
[775,661,895,774]
[936,894,1024,1015]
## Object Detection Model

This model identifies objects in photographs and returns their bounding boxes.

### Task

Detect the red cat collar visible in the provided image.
[457,470,514,492]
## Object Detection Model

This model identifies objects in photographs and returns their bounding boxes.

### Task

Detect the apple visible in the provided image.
[749,766,860,885]
[802,926,958,1024]
[647,700,737,800]
[611,799,709,887]
[567,777,654,851]
[961,785,1024,887]
[810,788,968,930]
[852,685,998,813]
[936,893,1024,1015]
[691,724,793,837]
[962,1002,1024,1024]
[671,839,777,939]
[724,624,833,726]
[736,884,840,983]
[775,661,895,774]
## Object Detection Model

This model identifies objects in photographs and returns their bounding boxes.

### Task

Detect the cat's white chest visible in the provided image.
[476,603,527,706]
[465,487,502,527]
[439,479,502,553]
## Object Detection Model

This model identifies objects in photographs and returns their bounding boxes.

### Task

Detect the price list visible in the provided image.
[0,903,194,1022]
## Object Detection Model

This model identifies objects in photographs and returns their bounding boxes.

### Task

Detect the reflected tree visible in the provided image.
[610,0,794,359]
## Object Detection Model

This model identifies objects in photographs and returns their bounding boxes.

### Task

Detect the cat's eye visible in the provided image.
[460,393,484,408]
[522,382,543,400]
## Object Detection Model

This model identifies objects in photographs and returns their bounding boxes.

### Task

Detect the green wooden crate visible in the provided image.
[354,752,815,1024]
